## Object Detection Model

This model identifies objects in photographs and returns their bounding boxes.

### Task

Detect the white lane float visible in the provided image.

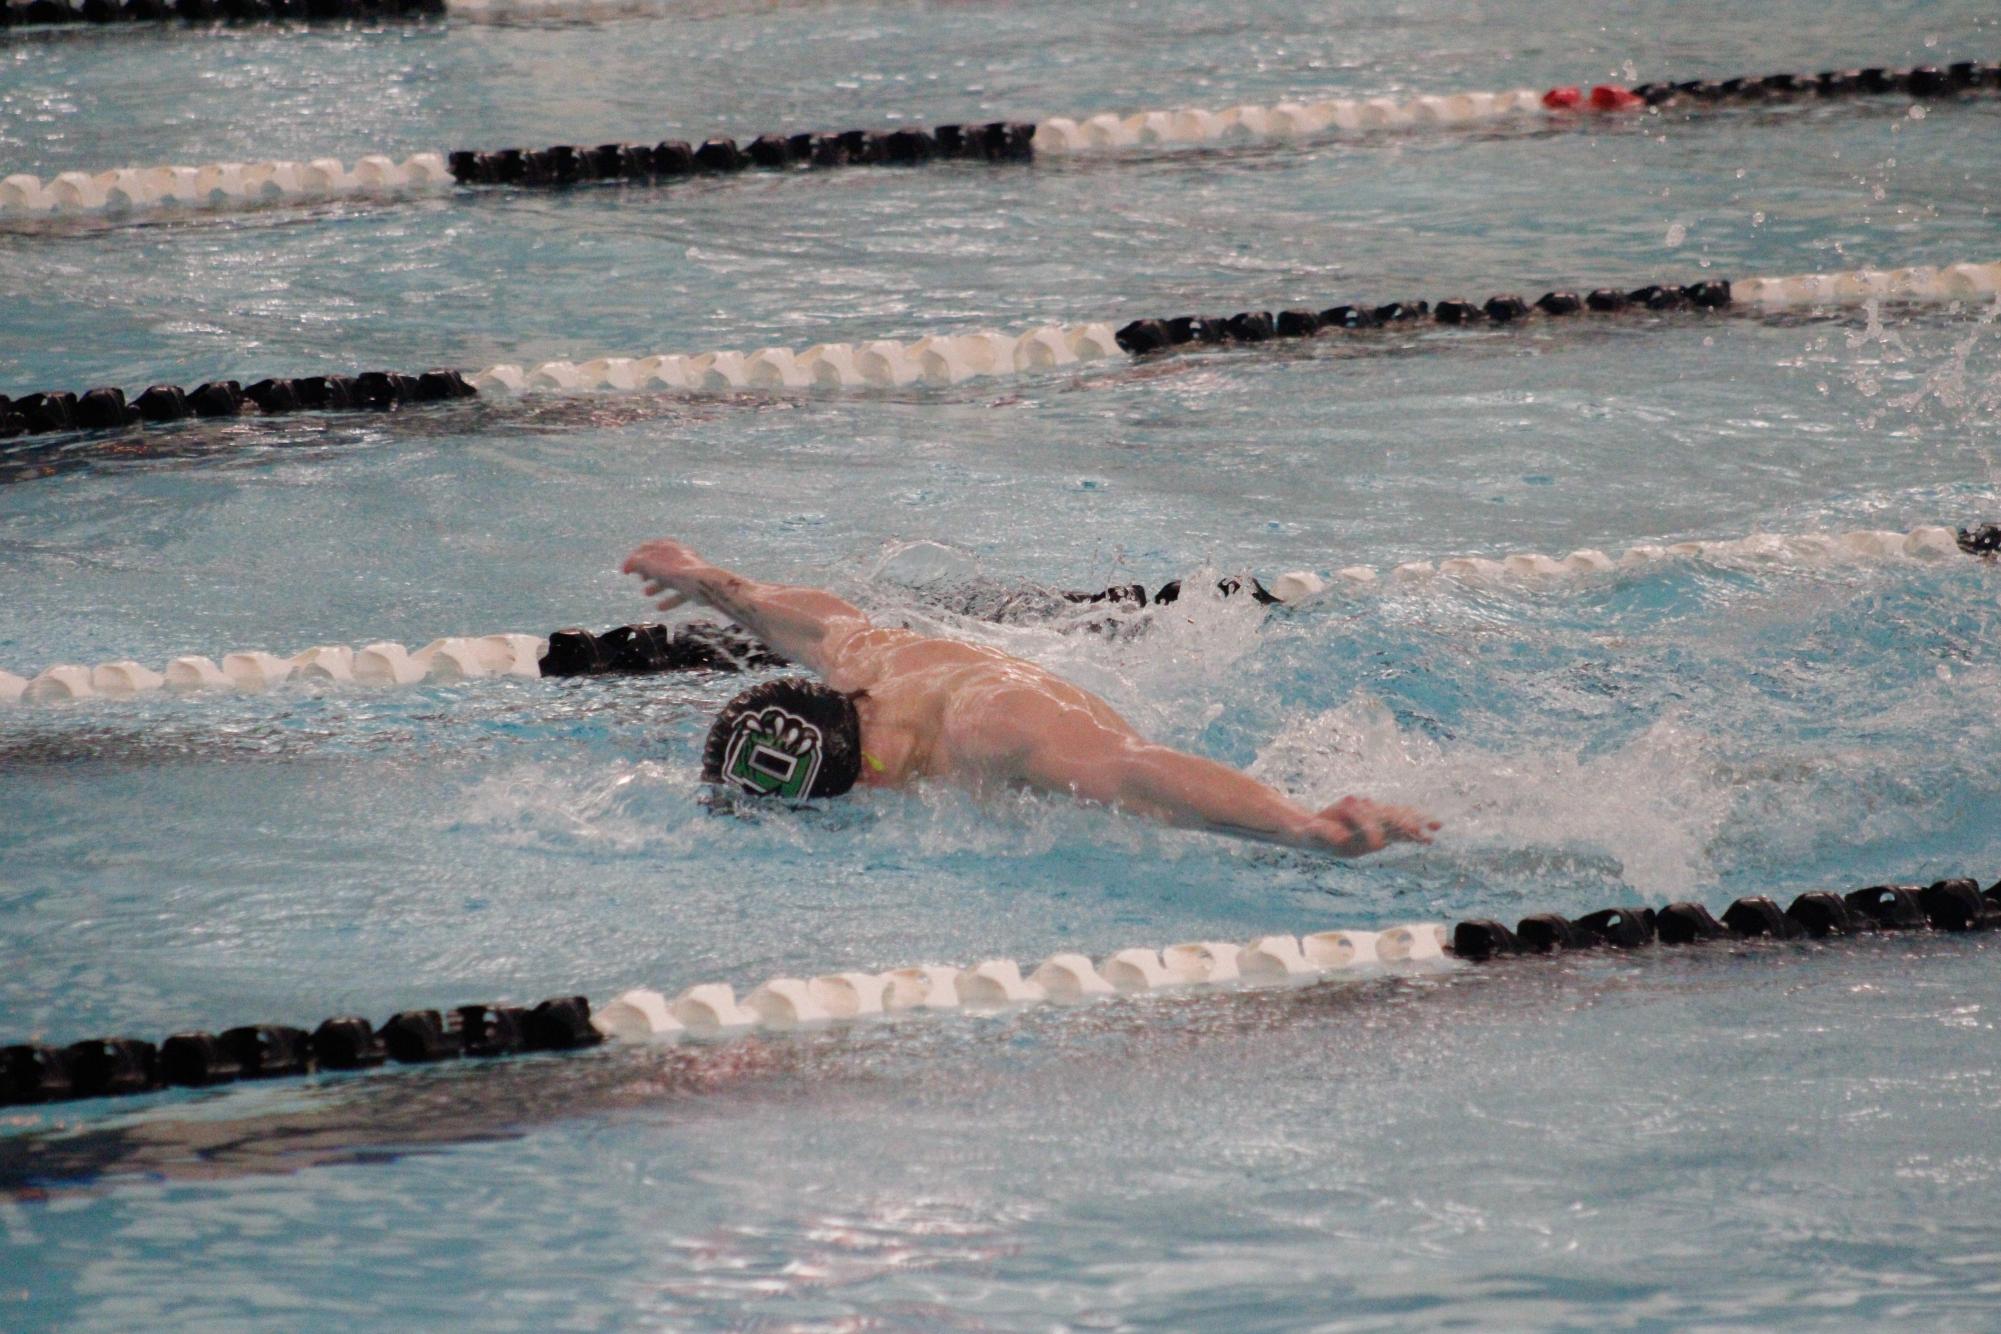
[353,642,426,687]
[1098,947,1178,993]
[590,988,683,1041]
[1162,940,1243,983]
[463,319,1129,404]
[90,661,165,696]
[0,152,451,224]
[1301,929,1379,968]
[1029,953,1117,1000]
[573,921,1454,1055]
[24,665,94,703]
[808,971,889,1018]
[669,983,759,1035]
[881,964,964,1010]
[1378,923,1448,962]
[1238,934,1319,981]
[1034,87,1545,154]
[956,958,1047,1007]
[743,978,833,1029]
[222,651,293,691]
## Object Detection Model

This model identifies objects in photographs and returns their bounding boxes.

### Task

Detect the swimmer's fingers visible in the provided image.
[1391,823,1437,846]
[1309,798,1381,856]
[1313,797,1438,855]
[1347,809,1386,856]
[1380,803,1441,845]
[639,573,692,608]
[622,538,702,582]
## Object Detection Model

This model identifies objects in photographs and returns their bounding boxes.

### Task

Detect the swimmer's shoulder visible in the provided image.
[825,624,981,687]
[852,625,1005,666]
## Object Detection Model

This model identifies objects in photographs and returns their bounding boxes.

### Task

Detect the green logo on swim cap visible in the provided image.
[719,706,825,800]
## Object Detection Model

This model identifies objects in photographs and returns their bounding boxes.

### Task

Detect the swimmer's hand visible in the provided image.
[1298,796,1439,857]
[622,538,708,611]
[619,539,874,674]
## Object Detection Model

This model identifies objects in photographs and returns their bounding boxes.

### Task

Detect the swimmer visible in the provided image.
[623,539,1439,857]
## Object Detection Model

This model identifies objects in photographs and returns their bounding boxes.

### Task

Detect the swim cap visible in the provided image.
[701,678,864,800]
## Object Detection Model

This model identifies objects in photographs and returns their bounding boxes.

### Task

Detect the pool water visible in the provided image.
[4,0,2001,1328]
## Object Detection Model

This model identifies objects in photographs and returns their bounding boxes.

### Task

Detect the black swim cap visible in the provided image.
[701,677,864,800]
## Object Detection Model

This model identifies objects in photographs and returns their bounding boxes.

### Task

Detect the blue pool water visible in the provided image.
[4,0,2001,1327]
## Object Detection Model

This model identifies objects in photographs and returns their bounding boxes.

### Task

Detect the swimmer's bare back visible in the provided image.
[622,538,1439,857]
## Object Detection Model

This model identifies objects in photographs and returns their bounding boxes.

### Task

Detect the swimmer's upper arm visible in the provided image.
[975,691,1146,806]
[692,574,871,675]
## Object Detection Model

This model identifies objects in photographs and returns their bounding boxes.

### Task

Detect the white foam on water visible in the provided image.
[884,778,1150,864]
[868,539,983,591]
[451,759,713,856]
[1248,695,1728,899]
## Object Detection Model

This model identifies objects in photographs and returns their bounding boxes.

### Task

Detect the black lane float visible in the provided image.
[443,120,1035,191]
[1618,60,2001,108]
[0,370,475,439]
[1451,878,2001,960]
[1109,278,1734,357]
[1,0,439,24]
[3,999,602,1105]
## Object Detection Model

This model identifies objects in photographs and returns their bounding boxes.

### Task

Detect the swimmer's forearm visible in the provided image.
[1096,744,1317,847]
[1150,787,1318,849]
[1025,736,1426,855]
[676,559,863,671]
[683,566,772,630]
[1115,756,1434,855]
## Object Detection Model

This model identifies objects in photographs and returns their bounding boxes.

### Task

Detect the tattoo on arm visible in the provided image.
[694,574,762,628]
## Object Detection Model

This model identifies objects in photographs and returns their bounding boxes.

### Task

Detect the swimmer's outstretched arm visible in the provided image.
[620,539,869,675]
[987,696,1438,857]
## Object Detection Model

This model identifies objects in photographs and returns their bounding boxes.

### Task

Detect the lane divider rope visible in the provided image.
[0,0,747,25]
[0,152,455,221]
[7,873,1998,1107]
[0,631,547,705]
[1452,878,2001,958]
[1036,60,1999,153]
[437,0,754,17]
[6,520,1997,707]
[0,922,1455,1105]
[3,60,1993,225]
[1,0,437,26]
[4,259,1997,439]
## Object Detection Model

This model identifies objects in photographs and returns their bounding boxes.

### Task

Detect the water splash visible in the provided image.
[1249,694,1728,898]
[1842,296,2001,477]
[451,758,712,855]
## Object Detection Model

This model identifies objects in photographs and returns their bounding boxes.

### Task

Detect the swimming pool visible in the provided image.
[5,0,2001,1326]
